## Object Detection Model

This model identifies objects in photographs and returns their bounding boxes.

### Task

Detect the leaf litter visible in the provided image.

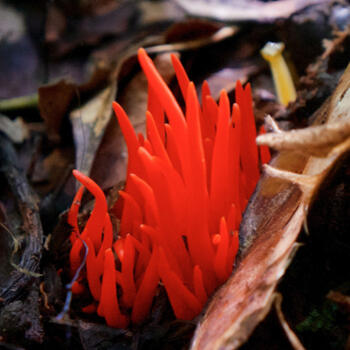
[0,1,349,349]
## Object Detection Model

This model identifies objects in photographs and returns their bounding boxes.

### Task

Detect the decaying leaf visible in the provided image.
[0,115,29,143]
[175,0,331,22]
[138,0,184,25]
[70,82,117,179]
[259,64,350,203]
[257,118,350,157]
[44,1,138,58]
[38,61,113,143]
[146,25,237,55]
[38,80,76,142]
[190,65,350,350]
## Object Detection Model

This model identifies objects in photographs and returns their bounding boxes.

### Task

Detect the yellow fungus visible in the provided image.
[261,42,297,107]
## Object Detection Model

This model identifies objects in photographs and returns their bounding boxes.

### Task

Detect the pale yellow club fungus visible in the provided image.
[261,42,297,106]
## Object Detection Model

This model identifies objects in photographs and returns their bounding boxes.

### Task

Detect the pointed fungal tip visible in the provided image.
[138,47,147,56]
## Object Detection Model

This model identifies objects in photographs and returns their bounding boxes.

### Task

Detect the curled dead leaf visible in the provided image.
[38,80,76,142]
[146,25,238,55]
[0,115,29,144]
[175,0,331,22]
[70,82,117,180]
[259,65,350,204]
[257,119,350,157]
[38,62,113,143]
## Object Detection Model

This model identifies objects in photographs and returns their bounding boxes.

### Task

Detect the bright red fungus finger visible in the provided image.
[98,249,128,328]
[69,170,108,276]
[67,48,271,328]
[68,185,84,245]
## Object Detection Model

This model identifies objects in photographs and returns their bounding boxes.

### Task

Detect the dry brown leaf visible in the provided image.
[138,0,184,25]
[164,19,222,43]
[45,1,138,58]
[259,65,350,203]
[190,65,350,350]
[257,78,350,157]
[38,80,76,142]
[257,119,350,157]
[146,25,238,55]
[0,115,29,143]
[70,82,117,180]
[38,61,113,143]
[175,0,331,22]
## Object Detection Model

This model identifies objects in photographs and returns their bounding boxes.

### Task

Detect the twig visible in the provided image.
[0,132,42,302]
[0,94,39,111]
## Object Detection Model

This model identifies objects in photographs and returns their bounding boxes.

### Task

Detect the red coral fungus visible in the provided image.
[67,48,270,328]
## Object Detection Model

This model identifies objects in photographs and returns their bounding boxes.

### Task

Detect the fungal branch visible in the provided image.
[66,48,271,328]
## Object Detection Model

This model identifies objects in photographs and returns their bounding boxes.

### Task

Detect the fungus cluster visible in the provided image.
[67,48,270,328]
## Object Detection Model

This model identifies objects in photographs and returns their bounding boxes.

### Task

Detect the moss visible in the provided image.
[296,300,347,349]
